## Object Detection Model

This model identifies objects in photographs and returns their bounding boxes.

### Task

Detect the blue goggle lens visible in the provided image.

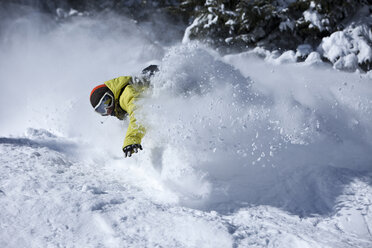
[94,93,113,115]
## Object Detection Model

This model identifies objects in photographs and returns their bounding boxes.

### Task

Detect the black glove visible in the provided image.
[123,144,143,158]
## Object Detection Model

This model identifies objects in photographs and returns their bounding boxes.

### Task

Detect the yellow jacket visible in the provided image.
[104,76,146,149]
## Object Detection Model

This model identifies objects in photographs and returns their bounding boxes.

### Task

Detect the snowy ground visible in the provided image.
[1,5,372,248]
[1,130,371,247]
[1,128,371,248]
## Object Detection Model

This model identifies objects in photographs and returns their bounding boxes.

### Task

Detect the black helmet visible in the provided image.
[90,84,114,116]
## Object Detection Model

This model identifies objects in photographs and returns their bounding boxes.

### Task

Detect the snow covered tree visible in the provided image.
[182,0,371,70]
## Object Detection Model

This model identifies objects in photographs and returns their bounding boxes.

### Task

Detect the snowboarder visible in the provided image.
[89,65,159,158]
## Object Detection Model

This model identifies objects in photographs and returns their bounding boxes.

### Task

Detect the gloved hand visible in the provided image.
[123,144,143,158]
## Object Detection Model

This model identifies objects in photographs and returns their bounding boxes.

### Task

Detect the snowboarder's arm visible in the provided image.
[120,85,146,149]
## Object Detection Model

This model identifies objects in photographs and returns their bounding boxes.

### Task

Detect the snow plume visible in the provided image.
[138,43,372,215]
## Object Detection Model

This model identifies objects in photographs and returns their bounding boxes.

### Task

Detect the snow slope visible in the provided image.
[1,129,371,247]
[1,6,372,248]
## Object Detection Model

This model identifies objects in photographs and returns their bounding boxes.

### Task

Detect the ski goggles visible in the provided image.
[94,92,114,116]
